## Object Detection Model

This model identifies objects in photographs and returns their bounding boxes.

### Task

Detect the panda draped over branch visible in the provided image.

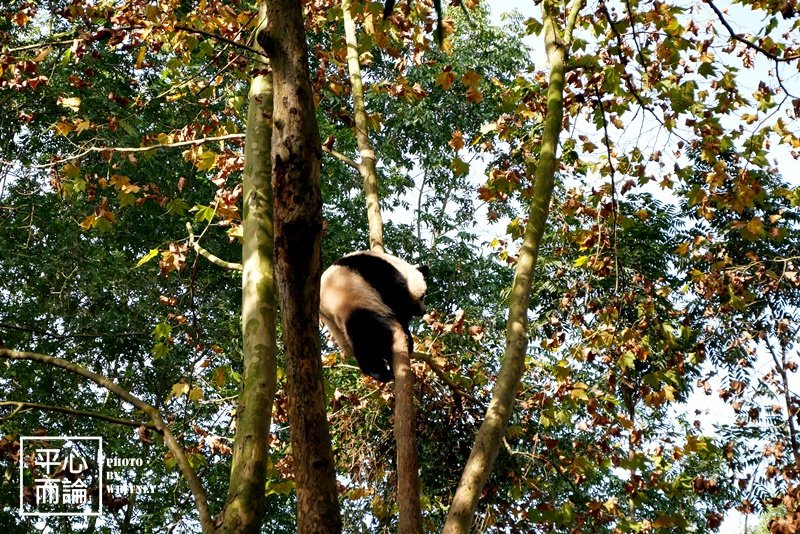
[319,251,428,382]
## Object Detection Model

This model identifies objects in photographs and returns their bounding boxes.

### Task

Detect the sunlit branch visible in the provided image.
[322,145,359,169]
[186,223,243,272]
[4,24,266,59]
[0,134,246,169]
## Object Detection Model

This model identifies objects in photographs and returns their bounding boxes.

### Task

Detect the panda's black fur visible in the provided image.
[319,251,428,382]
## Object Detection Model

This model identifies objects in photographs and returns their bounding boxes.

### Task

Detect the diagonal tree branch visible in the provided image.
[322,145,359,170]
[0,348,213,533]
[186,223,243,272]
[413,352,480,404]
[704,0,800,62]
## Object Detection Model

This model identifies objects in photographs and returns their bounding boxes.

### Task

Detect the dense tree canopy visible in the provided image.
[1,0,799,532]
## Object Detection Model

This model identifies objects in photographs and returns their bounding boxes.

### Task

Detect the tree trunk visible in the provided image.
[259,2,342,532]
[391,325,423,534]
[341,0,384,253]
[215,11,278,528]
[442,1,584,532]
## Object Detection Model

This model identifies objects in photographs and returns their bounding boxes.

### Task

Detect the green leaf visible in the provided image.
[192,205,216,223]
[451,156,469,177]
[524,17,543,35]
[698,62,716,78]
[153,322,172,340]
[119,191,136,207]
[166,198,189,216]
[619,350,635,370]
[153,342,170,359]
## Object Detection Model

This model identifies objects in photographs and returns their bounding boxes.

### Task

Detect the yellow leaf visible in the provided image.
[54,120,75,136]
[79,214,97,230]
[62,163,80,179]
[195,151,217,171]
[574,255,590,268]
[157,133,174,144]
[135,248,159,268]
[744,217,764,238]
[74,119,90,133]
[742,113,758,124]
[33,46,52,62]
[135,44,147,69]
[570,388,589,401]
[212,367,226,387]
[171,381,190,399]
[435,70,456,90]
[188,387,203,402]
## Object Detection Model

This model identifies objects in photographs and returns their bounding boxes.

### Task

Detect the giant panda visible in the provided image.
[319,251,428,382]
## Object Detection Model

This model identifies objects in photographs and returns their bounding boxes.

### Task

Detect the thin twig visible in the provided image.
[0,400,158,430]
[704,0,800,62]
[593,88,621,294]
[174,24,264,57]
[0,322,147,340]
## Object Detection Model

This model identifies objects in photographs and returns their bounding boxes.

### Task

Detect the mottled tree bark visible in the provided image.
[259,1,342,532]
[442,1,585,532]
[341,0,384,253]
[215,10,277,528]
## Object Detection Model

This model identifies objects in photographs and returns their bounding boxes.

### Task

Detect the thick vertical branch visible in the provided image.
[342,1,419,531]
[765,337,800,467]
[215,12,278,530]
[442,1,584,532]
[341,0,384,253]
[260,2,342,532]
[392,328,423,534]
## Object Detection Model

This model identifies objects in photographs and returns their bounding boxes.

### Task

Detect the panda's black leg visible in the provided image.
[346,309,395,382]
